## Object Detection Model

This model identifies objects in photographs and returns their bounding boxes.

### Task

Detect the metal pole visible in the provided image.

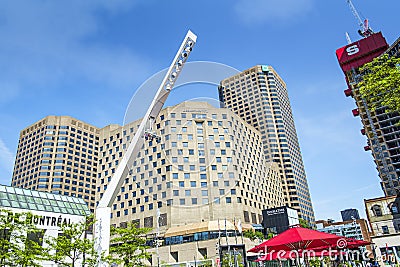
[156,208,160,267]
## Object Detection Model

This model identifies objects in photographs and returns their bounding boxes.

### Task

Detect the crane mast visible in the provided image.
[94,30,197,266]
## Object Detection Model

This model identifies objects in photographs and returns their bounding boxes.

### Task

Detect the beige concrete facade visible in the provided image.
[364,195,400,264]
[146,235,260,266]
[364,195,400,236]
[97,101,285,232]
[218,65,315,223]
[11,116,100,212]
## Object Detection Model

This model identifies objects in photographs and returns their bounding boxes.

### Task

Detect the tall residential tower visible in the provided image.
[11,116,100,212]
[336,32,400,196]
[218,65,315,223]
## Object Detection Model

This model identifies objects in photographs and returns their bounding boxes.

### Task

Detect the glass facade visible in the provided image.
[0,184,90,216]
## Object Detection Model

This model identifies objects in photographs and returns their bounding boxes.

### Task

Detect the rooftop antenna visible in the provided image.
[345,32,352,44]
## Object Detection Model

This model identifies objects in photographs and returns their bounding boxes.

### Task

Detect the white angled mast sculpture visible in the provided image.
[95,30,197,265]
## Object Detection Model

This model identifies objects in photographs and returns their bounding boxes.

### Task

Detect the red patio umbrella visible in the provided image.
[248,227,345,253]
[255,250,346,262]
[309,238,371,251]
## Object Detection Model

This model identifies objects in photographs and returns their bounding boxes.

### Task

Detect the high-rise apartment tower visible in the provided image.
[218,65,315,223]
[336,32,400,196]
[11,116,100,212]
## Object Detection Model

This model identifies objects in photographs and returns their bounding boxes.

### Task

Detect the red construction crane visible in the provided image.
[346,0,373,37]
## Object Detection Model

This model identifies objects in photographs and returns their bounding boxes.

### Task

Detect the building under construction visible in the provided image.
[336,32,400,196]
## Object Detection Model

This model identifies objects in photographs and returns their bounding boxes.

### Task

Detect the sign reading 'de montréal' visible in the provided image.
[2,210,73,227]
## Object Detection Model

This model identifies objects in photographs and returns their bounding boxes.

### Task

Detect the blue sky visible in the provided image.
[0,0,399,221]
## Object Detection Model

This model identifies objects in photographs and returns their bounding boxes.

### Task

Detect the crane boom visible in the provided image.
[346,0,364,30]
[94,30,197,266]
[346,0,373,37]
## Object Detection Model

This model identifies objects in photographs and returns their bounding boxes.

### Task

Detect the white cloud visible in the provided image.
[0,0,150,98]
[234,0,314,25]
[0,138,15,173]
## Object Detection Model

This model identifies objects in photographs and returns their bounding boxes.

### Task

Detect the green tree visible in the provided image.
[266,232,275,239]
[308,257,321,267]
[243,230,264,241]
[358,54,400,113]
[0,209,47,267]
[299,218,311,229]
[45,215,97,267]
[221,250,244,267]
[108,222,152,267]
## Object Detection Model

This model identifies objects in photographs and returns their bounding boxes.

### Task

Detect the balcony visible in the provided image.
[344,88,353,97]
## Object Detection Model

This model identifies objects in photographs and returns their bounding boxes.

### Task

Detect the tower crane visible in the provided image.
[94,30,197,266]
[346,0,373,37]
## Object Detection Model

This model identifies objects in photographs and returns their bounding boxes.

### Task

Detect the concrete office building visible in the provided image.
[97,101,285,232]
[336,33,400,196]
[11,116,100,212]
[218,65,315,223]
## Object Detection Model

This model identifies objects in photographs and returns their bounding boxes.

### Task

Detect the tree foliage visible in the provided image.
[243,230,264,241]
[299,218,311,229]
[221,250,244,267]
[358,54,400,113]
[108,222,152,267]
[0,209,47,267]
[45,215,97,267]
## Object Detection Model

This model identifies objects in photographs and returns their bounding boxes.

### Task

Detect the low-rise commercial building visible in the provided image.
[364,195,400,265]
[316,218,372,255]
[0,184,91,267]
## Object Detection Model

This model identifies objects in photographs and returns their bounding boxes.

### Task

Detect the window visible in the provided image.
[390,203,399,214]
[382,225,389,234]
[371,205,382,216]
